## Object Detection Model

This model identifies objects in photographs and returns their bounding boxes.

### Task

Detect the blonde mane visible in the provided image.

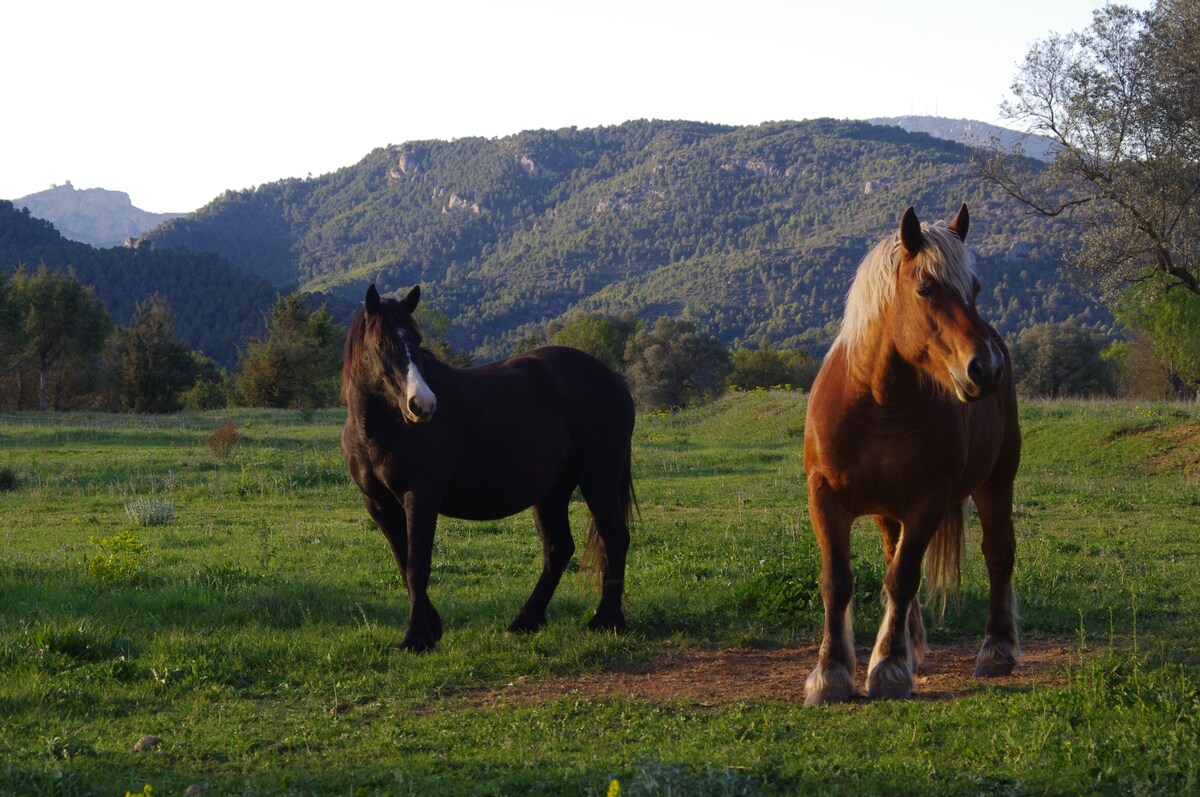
[830,221,977,356]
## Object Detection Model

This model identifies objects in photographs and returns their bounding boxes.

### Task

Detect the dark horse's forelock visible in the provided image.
[340,299,424,403]
[341,309,368,403]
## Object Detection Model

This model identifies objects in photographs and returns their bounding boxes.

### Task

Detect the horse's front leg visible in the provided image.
[401,496,443,652]
[867,506,943,699]
[874,515,928,672]
[805,476,857,706]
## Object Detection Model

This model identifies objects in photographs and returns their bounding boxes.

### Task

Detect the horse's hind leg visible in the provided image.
[579,480,629,633]
[972,478,1020,677]
[508,484,576,634]
[805,476,857,705]
[875,515,927,672]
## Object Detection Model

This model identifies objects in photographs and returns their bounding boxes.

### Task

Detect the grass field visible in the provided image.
[0,394,1197,796]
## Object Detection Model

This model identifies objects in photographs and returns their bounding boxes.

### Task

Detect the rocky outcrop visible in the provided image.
[10,182,183,247]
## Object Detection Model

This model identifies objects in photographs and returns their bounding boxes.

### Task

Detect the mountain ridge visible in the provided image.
[143,118,1100,359]
[4,118,1105,367]
[10,182,184,248]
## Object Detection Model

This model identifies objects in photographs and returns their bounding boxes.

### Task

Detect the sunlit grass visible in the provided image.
[0,397,1196,795]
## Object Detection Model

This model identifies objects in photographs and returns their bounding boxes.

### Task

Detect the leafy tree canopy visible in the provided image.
[983,0,1200,298]
[624,317,731,411]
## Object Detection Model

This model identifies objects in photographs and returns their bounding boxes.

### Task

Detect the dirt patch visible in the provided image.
[476,638,1078,706]
[1151,423,1200,475]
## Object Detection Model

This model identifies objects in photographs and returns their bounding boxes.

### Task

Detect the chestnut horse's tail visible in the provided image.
[925,501,965,615]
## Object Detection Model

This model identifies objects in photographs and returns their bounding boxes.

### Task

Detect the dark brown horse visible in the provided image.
[341,285,635,651]
[803,205,1021,704]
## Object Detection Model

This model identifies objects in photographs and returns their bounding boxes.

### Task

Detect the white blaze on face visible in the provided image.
[398,326,437,421]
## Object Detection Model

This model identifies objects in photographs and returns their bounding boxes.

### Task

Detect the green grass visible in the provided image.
[0,396,1197,796]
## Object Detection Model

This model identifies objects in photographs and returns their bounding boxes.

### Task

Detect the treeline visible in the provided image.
[0,268,341,412]
[0,201,288,367]
[0,269,1165,416]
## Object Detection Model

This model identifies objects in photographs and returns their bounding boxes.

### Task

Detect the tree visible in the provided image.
[549,313,640,371]
[1113,286,1200,398]
[8,266,112,410]
[983,1,1200,299]
[1010,322,1116,398]
[623,317,731,411]
[728,340,819,391]
[104,295,203,413]
[413,304,473,367]
[234,294,343,409]
[0,271,22,382]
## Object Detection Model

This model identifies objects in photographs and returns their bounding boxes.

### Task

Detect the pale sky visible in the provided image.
[1,0,1149,213]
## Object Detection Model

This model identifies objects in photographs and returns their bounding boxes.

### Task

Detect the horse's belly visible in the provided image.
[437,458,568,521]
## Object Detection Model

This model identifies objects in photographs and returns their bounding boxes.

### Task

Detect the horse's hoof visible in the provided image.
[973,652,1017,678]
[973,639,1018,677]
[399,633,437,653]
[804,664,857,706]
[866,681,913,700]
[866,657,915,700]
[585,614,626,634]
[505,615,545,635]
[399,639,435,653]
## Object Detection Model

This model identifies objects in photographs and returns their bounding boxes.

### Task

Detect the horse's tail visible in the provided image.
[925,501,965,615]
[581,457,638,589]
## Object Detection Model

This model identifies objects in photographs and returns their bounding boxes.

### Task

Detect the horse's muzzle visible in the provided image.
[404,397,437,424]
[954,348,1004,402]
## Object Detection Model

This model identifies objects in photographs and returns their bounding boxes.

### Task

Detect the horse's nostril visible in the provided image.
[968,356,987,386]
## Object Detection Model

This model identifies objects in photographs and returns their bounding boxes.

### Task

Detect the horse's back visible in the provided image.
[472,345,634,432]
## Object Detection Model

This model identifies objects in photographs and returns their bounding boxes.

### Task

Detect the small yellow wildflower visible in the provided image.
[607,779,621,797]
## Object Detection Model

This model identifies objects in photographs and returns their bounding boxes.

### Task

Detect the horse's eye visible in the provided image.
[916,282,935,298]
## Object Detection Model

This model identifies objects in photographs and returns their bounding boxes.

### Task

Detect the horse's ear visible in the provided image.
[400,285,421,314]
[365,284,381,315]
[900,206,923,255]
[948,203,969,242]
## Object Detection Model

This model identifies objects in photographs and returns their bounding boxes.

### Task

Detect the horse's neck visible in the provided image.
[345,386,396,432]
[841,325,929,407]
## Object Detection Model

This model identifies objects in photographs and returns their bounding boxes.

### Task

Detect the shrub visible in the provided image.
[124,498,175,527]
[207,419,241,459]
[180,379,227,410]
[87,531,149,587]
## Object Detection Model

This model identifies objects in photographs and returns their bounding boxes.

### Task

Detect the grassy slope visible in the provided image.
[0,396,1196,796]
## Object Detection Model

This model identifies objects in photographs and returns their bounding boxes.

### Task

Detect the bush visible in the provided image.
[124,499,175,527]
[1011,321,1117,398]
[207,419,241,458]
[623,317,731,411]
[180,378,227,410]
[727,340,819,392]
[87,531,149,587]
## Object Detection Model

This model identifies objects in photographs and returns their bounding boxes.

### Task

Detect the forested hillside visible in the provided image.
[0,202,279,366]
[138,119,1109,358]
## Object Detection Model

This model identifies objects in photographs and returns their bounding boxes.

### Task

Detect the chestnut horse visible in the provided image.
[341,285,635,651]
[803,205,1021,704]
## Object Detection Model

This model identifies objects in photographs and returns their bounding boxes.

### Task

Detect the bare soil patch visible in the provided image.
[476,638,1078,706]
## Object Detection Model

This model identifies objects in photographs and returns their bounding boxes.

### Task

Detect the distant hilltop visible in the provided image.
[9,182,184,248]
[868,116,1056,161]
